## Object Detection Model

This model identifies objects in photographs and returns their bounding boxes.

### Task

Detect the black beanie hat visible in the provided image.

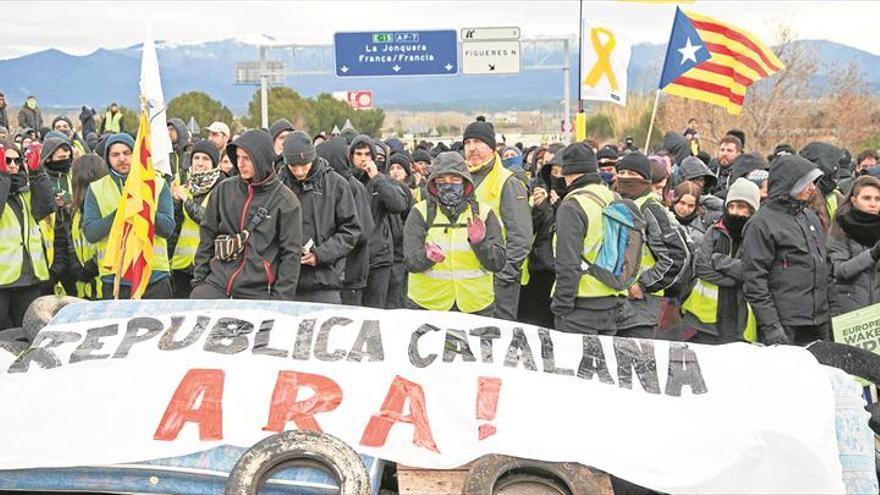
[560,143,598,175]
[617,152,652,180]
[463,121,496,150]
[191,139,220,168]
[412,148,432,164]
[282,130,316,165]
[388,153,412,177]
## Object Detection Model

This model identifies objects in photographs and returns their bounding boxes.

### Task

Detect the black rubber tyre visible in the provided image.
[807,341,880,384]
[0,327,26,343]
[22,295,83,343]
[0,339,27,358]
[462,455,604,495]
[224,430,371,495]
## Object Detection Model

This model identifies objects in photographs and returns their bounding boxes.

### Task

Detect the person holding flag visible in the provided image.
[83,125,175,299]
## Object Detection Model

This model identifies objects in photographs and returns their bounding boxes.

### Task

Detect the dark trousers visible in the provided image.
[102,276,173,300]
[0,285,42,330]
[785,322,831,346]
[363,265,391,309]
[190,282,227,299]
[518,270,554,328]
[340,288,363,306]
[296,290,342,305]
[171,270,193,299]
[493,278,521,321]
[385,262,407,309]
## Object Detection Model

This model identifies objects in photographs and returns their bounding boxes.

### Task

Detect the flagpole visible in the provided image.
[645,6,680,153]
[113,225,130,300]
[644,90,661,152]
[575,0,585,142]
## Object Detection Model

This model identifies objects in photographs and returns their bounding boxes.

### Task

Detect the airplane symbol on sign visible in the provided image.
[465,30,475,39]
[489,64,496,71]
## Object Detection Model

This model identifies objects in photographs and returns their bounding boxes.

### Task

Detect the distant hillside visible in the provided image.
[0,37,876,113]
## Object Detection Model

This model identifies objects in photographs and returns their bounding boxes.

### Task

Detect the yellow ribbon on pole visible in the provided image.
[575,112,587,143]
[583,28,618,91]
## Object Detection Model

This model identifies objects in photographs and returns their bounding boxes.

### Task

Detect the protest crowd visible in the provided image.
[1,93,878,349]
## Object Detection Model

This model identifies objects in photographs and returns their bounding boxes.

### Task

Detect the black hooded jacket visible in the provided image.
[167,118,191,181]
[349,135,409,269]
[714,153,765,200]
[317,137,374,289]
[192,130,303,300]
[280,156,361,292]
[742,155,829,331]
[662,132,691,166]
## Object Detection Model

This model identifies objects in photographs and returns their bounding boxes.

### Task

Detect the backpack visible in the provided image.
[571,190,646,291]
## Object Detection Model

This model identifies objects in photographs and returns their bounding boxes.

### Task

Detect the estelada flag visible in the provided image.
[658,7,785,115]
[100,102,157,299]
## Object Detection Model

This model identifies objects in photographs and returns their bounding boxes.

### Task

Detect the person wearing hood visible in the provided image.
[712,135,743,198]
[191,130,303,300]
[404,151,505,315]
[0,140,54,329]
[17,96,43,131]
[316,136,374,305]
[0,92,8,130]
[269,118,295,170]
[680,155,723,224]
[280,131,360,304]
[551,143,631,334]
[38,137,76,295]
[800,141,845,230]
[614,152,692,339]
[167,140,224,298]
[827,175,880,317]
[349,135,409,308]
[166,118,191,183]
[99,103,123,134]
[681,178,761,344]
[66,154,107,299]
[83,133,175,299]
[501,145,527,177]
[660,131,690,188]
[373,140,390,173]
[411,148,432,202]
[79,106,97,137]
[386,152,417,309]
[51,116,89,156]
[743,155,829,346]
[462,120,533,321]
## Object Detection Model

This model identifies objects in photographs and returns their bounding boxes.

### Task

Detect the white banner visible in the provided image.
[581,22,632,106]
[0,301,844,493]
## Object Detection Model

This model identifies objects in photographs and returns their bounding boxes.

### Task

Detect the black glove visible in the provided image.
[761,322,790,346]
[871,241,880,261]
[78,259,99,282]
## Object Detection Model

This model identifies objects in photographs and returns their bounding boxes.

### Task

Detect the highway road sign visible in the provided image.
[460,27,521,41]
[334,30,458,77]
[462,40,522,74]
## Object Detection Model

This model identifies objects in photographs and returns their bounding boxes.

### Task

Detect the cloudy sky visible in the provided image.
[1,0,879,59]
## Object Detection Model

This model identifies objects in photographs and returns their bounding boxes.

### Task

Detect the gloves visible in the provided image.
[0,144,6,175]
[78,259,99,282]
[425,242,446,263]
[871,240,880,262]
[467,215,486,244]
[761,323,790,346]
[25,143,41,172]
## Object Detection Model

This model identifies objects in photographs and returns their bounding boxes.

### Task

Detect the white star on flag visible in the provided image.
[678,37,702,64]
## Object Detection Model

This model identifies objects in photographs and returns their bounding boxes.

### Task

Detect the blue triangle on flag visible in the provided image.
[659,7,713,89]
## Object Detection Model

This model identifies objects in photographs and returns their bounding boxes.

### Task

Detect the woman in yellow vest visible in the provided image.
[169,140,222,299]
[67,155,107,299]
[681,179,761,344]
[0,140,55,330]
[404,151,506,316]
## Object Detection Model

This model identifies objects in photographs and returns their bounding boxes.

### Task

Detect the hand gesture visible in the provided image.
[25,142,42,172]
[467,215,486,244]
[425,242,446,263]
[533,187,547,207]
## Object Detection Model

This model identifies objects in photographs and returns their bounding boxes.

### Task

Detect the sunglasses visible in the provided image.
[5,157,22,165]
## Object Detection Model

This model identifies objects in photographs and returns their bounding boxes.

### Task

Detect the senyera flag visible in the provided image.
[100,102,157,299]
[658,7,785,115]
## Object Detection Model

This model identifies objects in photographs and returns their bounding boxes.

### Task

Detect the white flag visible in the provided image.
[139,24,173,177]
[580,22,632,106]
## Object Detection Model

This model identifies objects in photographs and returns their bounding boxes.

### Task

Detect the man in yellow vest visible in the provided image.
[551,143,629,334]
[462,120,532,321]
[682,178,760,344]
[82,133,175,299]
[0,140,54,330]
[100,103,124,134]
[404,151,505,316]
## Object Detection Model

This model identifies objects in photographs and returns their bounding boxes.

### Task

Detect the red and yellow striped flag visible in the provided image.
[101,101,157,299]
[658,7,785,114]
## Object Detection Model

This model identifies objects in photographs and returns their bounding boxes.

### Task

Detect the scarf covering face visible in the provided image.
[9,171,28,193]
[722,211,749,241]
[614,177,652,199]
[185,169,223,196]
[837,207,880,247]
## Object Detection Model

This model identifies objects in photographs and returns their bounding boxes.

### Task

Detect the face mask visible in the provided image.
[9,171,28,193]
[436,182,465,207]
[45,158,71,173]
[550,176,568,197]
[502,155,523,170]
[599,171,615,186]
[614,176,652,199]
[722,211,749,239]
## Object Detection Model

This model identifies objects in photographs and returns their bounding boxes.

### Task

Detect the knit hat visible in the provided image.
[103,133,135,164]
[412,148,432,165]
[560,143,598,175]
[725,178,761,212]
[388,153,412,177]
[597,146,618,162]
[617,152,652,180]
[282,130,316,165]
[745,169,769,187]
[191,139,220,168]
[463,121,496,149]
[268,118,295,141]
[52,115,73,130]
[649,157,668,184]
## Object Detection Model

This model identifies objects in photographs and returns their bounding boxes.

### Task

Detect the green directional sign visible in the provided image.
[372,33,393,43]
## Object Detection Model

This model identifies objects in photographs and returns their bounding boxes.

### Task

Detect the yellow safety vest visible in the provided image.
[71,211,102,299]
[552,184,628,299]
[38,213,66,295]
[826,192,839,222]
[104,112,123,133]
[681,278,758,342]
[473,153,530,285]
[407,200,494,313]
[170,193,210,270]
[0,191,50,285]
[90,174,170,277]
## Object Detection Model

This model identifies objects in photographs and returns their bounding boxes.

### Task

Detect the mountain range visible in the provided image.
[0,36,877,113]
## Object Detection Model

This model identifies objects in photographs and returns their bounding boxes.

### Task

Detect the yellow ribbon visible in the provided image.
[583,28,618,91]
